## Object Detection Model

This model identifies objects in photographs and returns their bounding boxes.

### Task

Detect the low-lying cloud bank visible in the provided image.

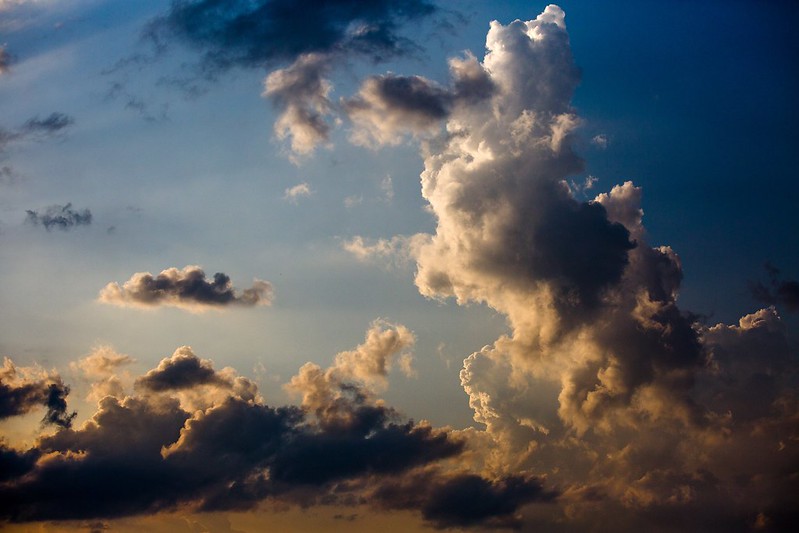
[98,266,273,312]
[0,322,551,529]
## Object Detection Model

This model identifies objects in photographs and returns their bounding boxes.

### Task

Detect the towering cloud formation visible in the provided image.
[98,266,273,312]
[344,5,798,529]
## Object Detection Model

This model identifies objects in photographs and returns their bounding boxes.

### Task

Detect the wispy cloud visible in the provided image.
[25,203,92,231]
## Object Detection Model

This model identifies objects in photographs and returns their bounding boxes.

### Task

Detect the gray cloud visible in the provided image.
[98,266,273,312]
[750,263,799,312]
[25,203,92,231]
[343,52,494,146]
[145,0,436,73]
[0,358,76,429]
[0,326,537,529]
[0,112,74,152]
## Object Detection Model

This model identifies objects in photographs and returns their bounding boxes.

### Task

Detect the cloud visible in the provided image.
[282,181,313,202]
[146,0,436,72]
[138,0,438,155]
[71,346,135,403]
[0,358,76,428]
[343,233,429,269]
[0,324,542,529]
[0,46,11,75]
[340,5,799,529]
[98,266,273,312]
[343,51,494,146]
[0,112,74,153]
[750,263,799,312]
[264,54,333,156]
[25,203,92,231]
[591,133,608,149]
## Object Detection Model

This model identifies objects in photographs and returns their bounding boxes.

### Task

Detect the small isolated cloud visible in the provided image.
[591,133,608,149]
[0,357,75,428]
[98,266,273,312]
[381,175,394,202]
[283,181,312,203]
[25,203,92,231]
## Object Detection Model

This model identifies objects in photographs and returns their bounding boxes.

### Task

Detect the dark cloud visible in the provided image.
[0,341,494,528]
[98,266,272,311]
[25,203,92,231]
[0,359,76,428]
[0,112,74,153]
[135,346,236,392]
[374,471,556,529]
[146,0,437,73]
[750,263,799,312]
[343,52,495,146]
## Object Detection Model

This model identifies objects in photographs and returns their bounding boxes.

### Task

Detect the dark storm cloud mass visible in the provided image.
[25,203,92,231]
[0,338,541,529]
[750,263,799,312]
[147,0,437,72]
[98,266,272,311]
[0,359,76,428]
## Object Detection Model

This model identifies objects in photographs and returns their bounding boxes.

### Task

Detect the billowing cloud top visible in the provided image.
[98,266,273,312]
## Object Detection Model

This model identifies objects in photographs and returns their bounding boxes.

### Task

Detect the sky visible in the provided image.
[0,0,798,531]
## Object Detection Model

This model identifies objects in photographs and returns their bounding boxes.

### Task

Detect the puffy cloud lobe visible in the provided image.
[0,358,76,428]
[25,203,92,231]
[0,325,539,529]
[263,53,332,156]
[283,181,312,202]
[343,52,495,146]
[71,347,135,403]
[98,266,272,312]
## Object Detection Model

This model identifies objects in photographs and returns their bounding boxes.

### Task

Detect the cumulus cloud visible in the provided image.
[138,0,438,155]
[0,322,547,528]
[25,203,92,231]
[343,51,494,146]
[0,358,76,428]
[591,133,608,149]
[339,5,799,529]
[98,266,273,312]
[264,53,333,157]
[71,346,134,402]
[283,181,313,202]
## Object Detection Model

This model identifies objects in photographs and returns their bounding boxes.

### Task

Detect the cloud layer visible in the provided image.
[0,322,551,528]
[98,266,273,312]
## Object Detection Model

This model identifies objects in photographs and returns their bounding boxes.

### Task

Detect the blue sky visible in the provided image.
[1,1,797,531]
